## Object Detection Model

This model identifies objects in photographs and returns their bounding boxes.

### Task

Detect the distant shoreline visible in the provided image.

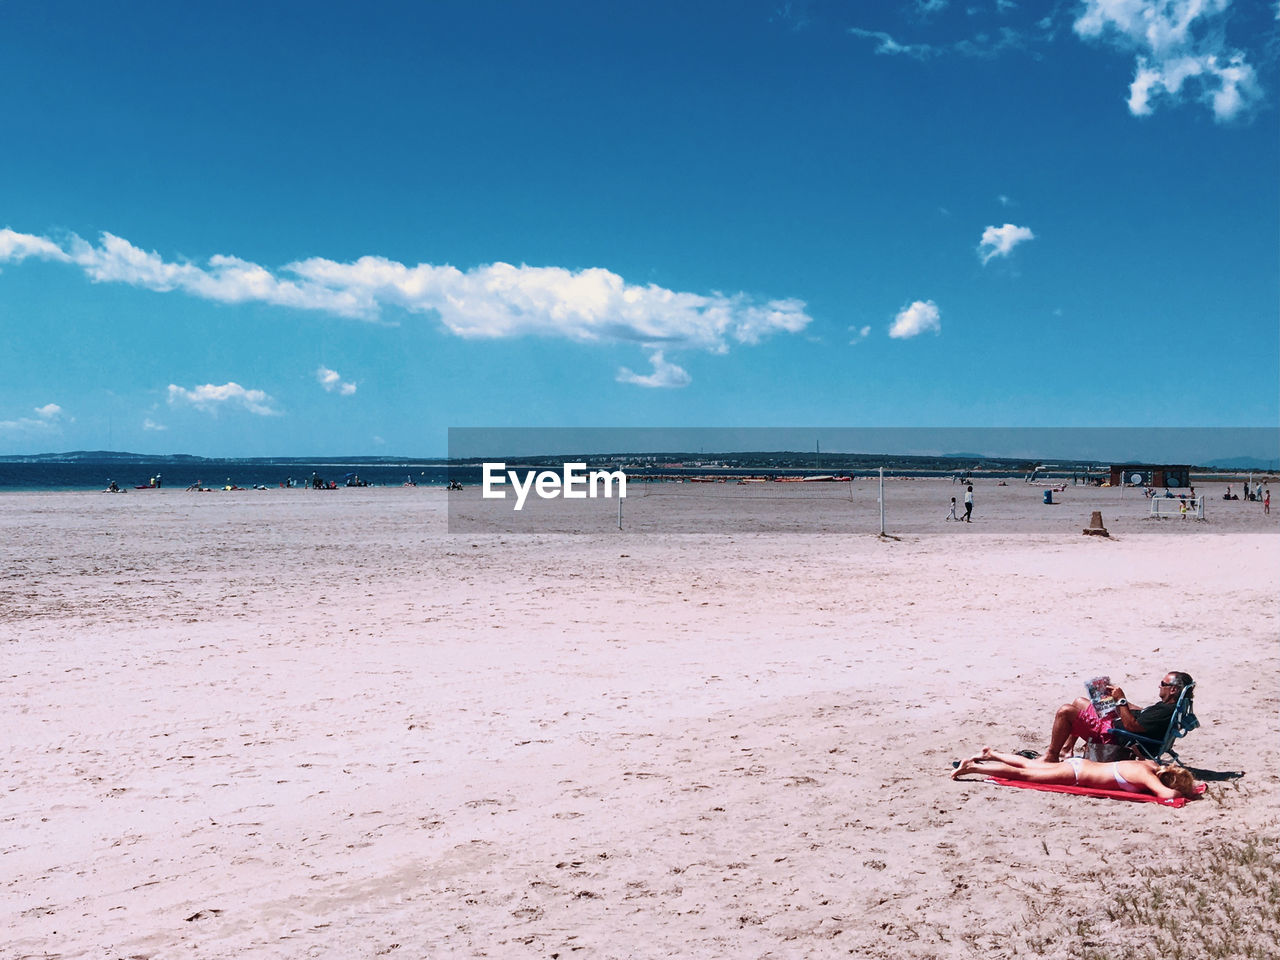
[3,450,1277,472]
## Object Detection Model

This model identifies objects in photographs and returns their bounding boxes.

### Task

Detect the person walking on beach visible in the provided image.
[946,497,960,521]
[963,485,973,522]
[1265,488,1271,515]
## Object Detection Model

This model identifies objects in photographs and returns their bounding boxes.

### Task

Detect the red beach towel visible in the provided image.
[985,777,1206,808]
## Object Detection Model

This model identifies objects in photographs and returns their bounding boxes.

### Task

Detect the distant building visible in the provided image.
[1109,464,1191,488]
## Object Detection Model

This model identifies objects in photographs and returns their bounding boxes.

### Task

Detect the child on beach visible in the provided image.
[946,497,960,521]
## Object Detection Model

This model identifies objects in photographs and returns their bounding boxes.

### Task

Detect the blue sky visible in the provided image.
[1,0,1276,457]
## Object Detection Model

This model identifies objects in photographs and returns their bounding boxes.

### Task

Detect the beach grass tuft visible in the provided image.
[1047,831,1280,960]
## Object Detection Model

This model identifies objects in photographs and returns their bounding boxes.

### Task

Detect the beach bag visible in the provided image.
[1084,741,1127,763]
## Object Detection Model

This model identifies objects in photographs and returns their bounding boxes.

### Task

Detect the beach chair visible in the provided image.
[1109,683,1198,763]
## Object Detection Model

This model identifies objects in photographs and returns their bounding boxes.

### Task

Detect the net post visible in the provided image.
[879,466,885,536]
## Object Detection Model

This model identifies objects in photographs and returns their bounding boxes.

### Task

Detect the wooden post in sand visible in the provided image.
[879,467,885,536]
[618,492,623,530]
[1083,511,1109,537]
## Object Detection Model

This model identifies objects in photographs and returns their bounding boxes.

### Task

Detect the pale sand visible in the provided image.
[2,482,1277,958]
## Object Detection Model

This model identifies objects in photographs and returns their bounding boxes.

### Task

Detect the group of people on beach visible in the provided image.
[1224,483,1270,513]
[952,670,1202,802]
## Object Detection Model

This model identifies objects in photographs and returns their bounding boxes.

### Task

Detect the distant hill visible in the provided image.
[1201,456,1280,471]
[0,451,425,464]
[0,450,211,463]
[10,448,1265,471]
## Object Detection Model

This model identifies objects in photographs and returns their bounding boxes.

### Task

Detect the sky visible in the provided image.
[1,0,1277,457]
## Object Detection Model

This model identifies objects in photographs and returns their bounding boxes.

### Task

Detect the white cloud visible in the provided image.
[167,382,281,416]
[889,300,941,339]
[0,404,65,435]
[316,366,357,396]
[851,14,1052,61]
[0,418,52,434]
[997,193,1013,207]
[616,351,692,389]
[849,325,872,345]
[848,27,939,59]
[978,222,1035,263]
[0,228,69,265]
[1074,0,1261,121]
[0,228,813,385]
[142,418,167,431]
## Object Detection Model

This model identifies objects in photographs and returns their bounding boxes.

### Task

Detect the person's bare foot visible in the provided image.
[980,746,996,760]
[952,755,984,779]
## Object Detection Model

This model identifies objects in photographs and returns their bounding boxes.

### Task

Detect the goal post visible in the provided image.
[1149,496,1203,520]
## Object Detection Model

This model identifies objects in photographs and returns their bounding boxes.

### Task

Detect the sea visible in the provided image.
[0,460,460,492]
[0,457,1080,492]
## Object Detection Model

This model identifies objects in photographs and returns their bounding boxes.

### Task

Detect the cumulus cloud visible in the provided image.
[978,223,1035,263]
[1074,0,1261,121]
[316,366,357,396]
[167,382,281,416]
[889,300,941,339]
[0,228,814,386]
[143,418,167,431]
[615,351,692,389]
[0,403,66,434]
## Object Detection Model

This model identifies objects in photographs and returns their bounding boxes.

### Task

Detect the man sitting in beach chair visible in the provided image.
[1041,671,1193,763]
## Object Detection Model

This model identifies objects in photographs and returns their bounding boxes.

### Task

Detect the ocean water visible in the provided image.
[0,459,1064,492]
[0,460,463,492]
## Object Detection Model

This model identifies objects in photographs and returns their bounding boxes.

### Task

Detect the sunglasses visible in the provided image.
[1160,681,1179,688]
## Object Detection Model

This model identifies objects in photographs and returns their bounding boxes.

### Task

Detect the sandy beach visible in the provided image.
[3,480,1277,959]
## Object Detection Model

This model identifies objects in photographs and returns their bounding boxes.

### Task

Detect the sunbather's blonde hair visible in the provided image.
[1156,764,1198,798]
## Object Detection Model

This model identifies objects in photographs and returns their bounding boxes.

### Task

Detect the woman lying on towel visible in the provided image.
[951,748,1201,801]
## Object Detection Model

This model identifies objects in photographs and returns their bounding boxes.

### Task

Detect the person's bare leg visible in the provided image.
[1041,697,1090,762]
[982,748,1032,767]
[956,756,1077,786]
[954,756,1027,780]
